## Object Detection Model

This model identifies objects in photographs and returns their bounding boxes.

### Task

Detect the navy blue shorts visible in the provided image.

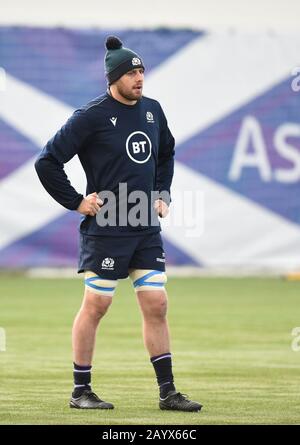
[78,232,166,279]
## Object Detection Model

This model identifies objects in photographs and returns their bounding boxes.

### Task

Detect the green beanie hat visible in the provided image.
[104,36,145,85]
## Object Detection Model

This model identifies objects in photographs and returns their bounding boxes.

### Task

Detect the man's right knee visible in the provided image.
[83,290,112,318]
[81,271,117,319]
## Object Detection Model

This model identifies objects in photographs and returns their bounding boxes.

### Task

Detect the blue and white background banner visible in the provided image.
[0,27,300,270]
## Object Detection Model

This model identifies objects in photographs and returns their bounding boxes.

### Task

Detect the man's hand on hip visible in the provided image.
[77,192,103,216]
[154,199,169,218]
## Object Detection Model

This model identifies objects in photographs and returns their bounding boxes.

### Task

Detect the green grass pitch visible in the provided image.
[0,275,299,425]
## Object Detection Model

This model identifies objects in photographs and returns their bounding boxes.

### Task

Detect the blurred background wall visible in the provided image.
[0,0,300,273]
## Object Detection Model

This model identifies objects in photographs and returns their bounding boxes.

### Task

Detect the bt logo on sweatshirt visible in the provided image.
[126,131,152,164]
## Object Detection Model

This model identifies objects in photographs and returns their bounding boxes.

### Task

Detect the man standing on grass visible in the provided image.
[35,35,202,412]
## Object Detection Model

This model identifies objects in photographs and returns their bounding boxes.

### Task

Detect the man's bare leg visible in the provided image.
[136,287,202,411]
[70,289,114,409]
[72,289,112,366]
[136,288,176,398]
[136,289,170,357]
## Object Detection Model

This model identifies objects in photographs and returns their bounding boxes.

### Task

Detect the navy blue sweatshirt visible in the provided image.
[35,90,175,236]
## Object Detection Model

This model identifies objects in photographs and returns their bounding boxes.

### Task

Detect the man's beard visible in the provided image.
[118,85,142,101]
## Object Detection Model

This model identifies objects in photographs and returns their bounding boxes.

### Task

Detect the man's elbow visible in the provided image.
[34,152,57,177]
[34,155,48,180]
[34,156,41,172]
[35,155,54,184]
[34,155,43,176]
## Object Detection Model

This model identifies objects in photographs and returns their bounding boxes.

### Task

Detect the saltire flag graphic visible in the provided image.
[0,27,300,270]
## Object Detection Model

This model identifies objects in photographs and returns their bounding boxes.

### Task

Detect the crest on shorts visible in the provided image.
[101,257,115,270]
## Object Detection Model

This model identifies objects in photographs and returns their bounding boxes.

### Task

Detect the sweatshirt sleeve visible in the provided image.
[155,104,175,205]
[35,109,93,210]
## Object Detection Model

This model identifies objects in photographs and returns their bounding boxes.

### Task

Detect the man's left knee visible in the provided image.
[129,269,167,292]
[139,291,168,320]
